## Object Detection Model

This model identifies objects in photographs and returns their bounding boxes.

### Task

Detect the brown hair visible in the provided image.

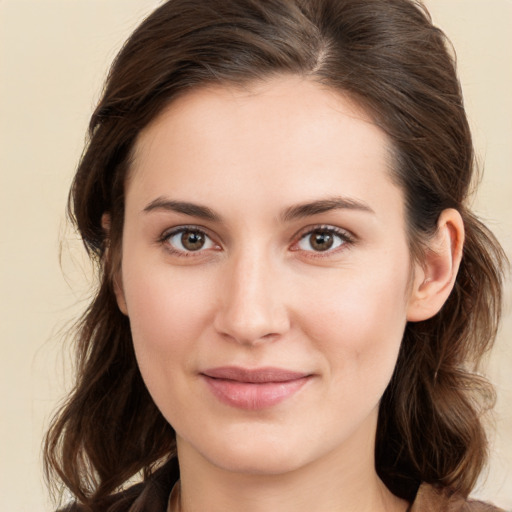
[44,0,507,508]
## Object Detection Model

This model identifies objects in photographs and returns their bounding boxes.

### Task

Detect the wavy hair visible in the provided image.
[44,0,507,508]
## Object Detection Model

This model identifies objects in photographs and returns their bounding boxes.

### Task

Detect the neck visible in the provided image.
[175,421,408,512]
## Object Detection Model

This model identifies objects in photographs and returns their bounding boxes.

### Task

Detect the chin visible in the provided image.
[208,447,307,476]
[183,428,311,476]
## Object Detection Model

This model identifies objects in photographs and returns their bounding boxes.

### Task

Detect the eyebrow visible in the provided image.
[143,197,221,221]
[142,195,374,223]
[281,196,375,222]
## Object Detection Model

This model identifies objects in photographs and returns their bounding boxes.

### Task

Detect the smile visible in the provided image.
[200,367,312,410]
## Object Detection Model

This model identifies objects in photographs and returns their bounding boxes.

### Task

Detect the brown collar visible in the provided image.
[410,483,505,512]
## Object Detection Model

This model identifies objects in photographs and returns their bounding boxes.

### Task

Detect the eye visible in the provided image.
[163,227,217,254]
[296,227,351,253]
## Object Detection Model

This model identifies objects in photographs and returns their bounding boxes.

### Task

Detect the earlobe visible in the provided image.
[406,209,464,322]
[101,212,111,233]
[113,276,128,316]
[101,212,128,316]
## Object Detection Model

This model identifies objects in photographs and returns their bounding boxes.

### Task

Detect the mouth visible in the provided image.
[200,366,312,410]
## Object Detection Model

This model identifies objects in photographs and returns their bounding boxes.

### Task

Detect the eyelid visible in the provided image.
[157,223,355,258]
[159,225,221,256]
[290,224,356,255]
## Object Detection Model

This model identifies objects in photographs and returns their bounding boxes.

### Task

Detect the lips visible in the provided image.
[200,366,311,410]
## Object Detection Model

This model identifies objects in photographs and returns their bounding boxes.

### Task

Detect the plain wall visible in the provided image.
[0,1,510,510]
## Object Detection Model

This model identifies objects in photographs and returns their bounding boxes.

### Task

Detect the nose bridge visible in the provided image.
[214,244,289,344]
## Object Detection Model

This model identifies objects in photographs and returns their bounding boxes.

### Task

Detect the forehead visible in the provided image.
[131,76,389,169]
[127,76,402,223]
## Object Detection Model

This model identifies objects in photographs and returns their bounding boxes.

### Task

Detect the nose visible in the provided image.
[213,249,290,345]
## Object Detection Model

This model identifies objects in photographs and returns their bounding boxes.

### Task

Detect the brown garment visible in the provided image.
[410,483,505,512]
[63,459,506,512]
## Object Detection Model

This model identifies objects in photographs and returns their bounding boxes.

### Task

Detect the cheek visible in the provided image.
[121,265,222,428]
[121,263,215,375]
[298,262,410,384]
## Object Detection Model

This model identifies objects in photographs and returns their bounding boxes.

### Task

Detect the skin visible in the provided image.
[114,76,463,512]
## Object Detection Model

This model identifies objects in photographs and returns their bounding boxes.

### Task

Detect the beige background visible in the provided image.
[0,1,511,510]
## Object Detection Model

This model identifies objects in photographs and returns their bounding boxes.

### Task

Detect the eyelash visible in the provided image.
[158,225,219,257]
[292,225,355,257]
[158,224,355,258]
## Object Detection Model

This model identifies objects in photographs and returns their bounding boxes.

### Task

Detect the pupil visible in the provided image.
[182,231,204,251]
[311,231,333,251]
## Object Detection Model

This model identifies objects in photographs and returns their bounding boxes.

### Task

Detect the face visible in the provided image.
[118,77,420,476]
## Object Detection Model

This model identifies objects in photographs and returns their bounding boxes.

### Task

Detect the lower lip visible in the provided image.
[202,376,310,410]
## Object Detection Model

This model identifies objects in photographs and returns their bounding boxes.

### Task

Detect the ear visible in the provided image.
[406,209,464,322]
[101,212,128,316]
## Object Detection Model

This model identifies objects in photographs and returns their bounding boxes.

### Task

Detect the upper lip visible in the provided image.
[201,366,311,383]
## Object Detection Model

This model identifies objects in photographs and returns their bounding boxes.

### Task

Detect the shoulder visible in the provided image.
[411,483,506,512]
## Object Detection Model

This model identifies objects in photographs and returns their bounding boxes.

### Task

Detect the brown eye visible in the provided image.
[297,228,348,253]
[309,231,334,251]
[164,228,216,254]
[181,231,205,251]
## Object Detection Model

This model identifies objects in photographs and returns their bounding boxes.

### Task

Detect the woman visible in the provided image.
[44,0,507,511]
